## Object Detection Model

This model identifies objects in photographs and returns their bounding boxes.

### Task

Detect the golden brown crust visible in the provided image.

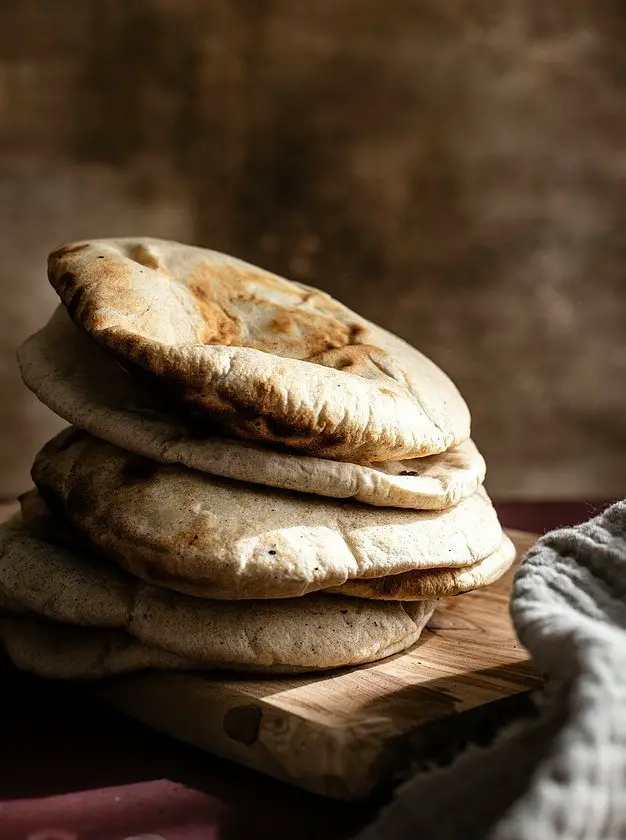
[47,237,471,461]
[19,309,486,509]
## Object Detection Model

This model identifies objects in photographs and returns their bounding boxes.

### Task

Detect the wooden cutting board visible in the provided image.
[94,529,542,800]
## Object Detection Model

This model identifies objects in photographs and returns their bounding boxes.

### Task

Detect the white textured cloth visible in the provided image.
[358,501,626,840]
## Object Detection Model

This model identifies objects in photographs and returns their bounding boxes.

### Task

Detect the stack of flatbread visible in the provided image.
[0,238,513,678]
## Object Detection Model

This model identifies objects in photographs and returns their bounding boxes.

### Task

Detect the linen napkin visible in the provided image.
[358,500,626,840]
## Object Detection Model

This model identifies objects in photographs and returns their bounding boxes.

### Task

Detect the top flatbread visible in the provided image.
[18,309,485,510]
[47,237,470,462]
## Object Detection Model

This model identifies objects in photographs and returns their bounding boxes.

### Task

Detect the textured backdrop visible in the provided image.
[0,1,624,499]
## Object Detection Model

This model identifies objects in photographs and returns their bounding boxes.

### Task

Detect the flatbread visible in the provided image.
[0,618,209,679]
[32,430,503,600]
[20,490,513,602]
[46,237,470,462]
[18,310,485,510]
[327,532,516,600]
[0,516,436,673]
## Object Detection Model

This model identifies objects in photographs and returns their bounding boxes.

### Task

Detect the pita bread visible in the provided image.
[32,430,503,600]
[20,490,512,602]
[46,237,470,462]
[0,618,210,679]
[18,309,485,510]
[0,516,436,672]
[328,532,516,600]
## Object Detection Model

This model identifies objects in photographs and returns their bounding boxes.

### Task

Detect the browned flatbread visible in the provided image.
[47,237,470,462]
[19,309,485,510]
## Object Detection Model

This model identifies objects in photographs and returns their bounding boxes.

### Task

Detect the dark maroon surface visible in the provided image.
[0,659,367,840]
[496,500,615,535]
[0,502,617,840]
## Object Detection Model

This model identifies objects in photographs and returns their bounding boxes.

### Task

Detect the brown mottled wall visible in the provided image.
[0,1,624,498]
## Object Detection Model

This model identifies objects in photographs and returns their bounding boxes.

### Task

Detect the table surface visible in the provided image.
[0,500,616,840]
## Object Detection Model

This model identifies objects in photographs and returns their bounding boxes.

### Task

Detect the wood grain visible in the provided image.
[95,529,542,800]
